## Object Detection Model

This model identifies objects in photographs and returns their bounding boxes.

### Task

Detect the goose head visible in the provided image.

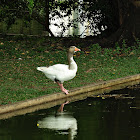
[68,46,81,54]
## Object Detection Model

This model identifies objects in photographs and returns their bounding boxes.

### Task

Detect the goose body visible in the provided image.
[37,64,77,83]
[37,46,80,94]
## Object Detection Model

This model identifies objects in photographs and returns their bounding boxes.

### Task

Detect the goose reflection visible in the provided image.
[37,101,77,140]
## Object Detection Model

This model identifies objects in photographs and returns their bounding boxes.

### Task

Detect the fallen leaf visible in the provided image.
[45,50,49,53]
[129,52,134,55]
[85,51,90,54]
[85,68,96,73]
[57,46,63,50]
[27,56,32,58]
[49,61,53,63]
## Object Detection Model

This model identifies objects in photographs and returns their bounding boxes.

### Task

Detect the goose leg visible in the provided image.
[56,82,69,95]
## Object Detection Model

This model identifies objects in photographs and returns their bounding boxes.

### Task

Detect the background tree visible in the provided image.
[0,0,30,29]
[105,0,140,47]
[0,0,140,47]
[0,0,54,36]
[0,0,120,37]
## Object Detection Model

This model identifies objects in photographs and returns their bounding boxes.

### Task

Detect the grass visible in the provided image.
[0,36,140,104]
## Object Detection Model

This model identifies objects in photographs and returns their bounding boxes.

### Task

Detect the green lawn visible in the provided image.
[0,37,140,104]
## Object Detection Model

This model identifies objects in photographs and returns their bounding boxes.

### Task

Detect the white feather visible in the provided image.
[37,64,77,83]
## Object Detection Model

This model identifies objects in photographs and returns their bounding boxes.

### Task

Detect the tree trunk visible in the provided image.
[82,0,140,48]
[102,0,140,47]
[44,0,54,36]
[32,0,54,36]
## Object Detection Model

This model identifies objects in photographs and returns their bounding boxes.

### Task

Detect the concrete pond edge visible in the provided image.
[0,74,140,115]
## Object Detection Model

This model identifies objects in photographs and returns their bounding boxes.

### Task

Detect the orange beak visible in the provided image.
[75,47,81,52]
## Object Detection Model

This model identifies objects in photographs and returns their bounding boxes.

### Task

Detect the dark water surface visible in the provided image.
[0,85,140,140]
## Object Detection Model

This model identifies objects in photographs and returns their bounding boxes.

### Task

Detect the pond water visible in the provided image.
[0,85,140,140]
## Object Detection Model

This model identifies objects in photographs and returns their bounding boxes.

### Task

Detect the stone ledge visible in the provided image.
[0,74,140,116]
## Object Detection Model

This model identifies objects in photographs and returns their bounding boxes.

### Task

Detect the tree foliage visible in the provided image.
[0,0,31,29]
[27,0,34,14]
[0,0,120,37]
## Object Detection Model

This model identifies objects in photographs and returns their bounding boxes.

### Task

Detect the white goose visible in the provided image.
[37,46,80,94]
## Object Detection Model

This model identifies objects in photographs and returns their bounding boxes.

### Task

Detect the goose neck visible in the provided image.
[68,53,77,70]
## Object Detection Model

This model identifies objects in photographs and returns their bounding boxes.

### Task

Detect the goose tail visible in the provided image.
[37,67,47,72]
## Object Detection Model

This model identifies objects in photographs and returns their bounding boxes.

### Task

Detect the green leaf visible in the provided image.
[27,0,34,14]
